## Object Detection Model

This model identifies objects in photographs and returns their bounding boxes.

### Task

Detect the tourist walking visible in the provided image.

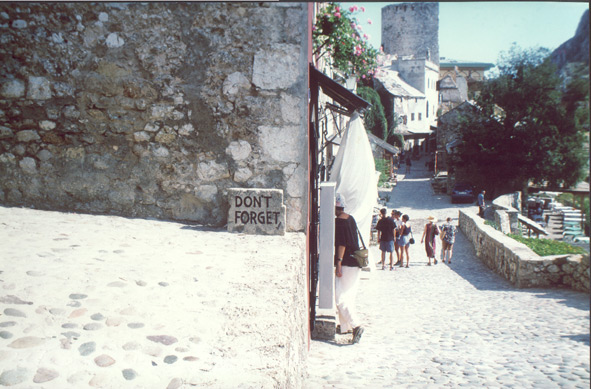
[376,208,396,270]
[421,216,440,265]
[391,210,403,266]
[478,190,486,218]
[333,193,364,344]
[440,217,457,264]
[397,214,413,268]
[405,155,412,174]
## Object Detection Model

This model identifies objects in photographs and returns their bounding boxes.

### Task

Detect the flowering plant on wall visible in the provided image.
[313,3,380,82]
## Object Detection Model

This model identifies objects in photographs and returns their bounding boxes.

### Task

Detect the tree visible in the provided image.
[357,86,387,140]
[453,45,588,199]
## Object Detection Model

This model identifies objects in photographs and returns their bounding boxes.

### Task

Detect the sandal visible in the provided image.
[427,262,431,266]
[405,264,409,268]
[434,259,438,265]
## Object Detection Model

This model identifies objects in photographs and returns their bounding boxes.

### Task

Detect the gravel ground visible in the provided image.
[0,206,307,388]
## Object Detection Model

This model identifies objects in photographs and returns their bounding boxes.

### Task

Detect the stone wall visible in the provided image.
[0,2,308,231]
[381,2,439,65]
[459,210,590,292]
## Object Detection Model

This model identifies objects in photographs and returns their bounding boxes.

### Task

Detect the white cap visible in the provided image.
[335,193,347,208]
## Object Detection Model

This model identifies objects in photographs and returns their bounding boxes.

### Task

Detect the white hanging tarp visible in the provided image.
[329,111,379,258]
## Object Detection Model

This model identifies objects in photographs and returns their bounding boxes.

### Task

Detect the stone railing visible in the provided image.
[459,210,590,292]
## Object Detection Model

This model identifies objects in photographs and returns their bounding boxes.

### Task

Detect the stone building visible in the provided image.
[381,2,439,66]
[0,2,308,232]
[438,58,494,113]
[379,3,440,154]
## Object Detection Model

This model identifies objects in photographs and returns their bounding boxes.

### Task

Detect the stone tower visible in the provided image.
[382,2,439,65]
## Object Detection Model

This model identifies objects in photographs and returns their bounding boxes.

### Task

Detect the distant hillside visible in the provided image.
[551,9,589,71]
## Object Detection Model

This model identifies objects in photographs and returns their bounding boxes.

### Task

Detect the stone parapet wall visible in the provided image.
[459,210,590,292]
[0,2,308,231]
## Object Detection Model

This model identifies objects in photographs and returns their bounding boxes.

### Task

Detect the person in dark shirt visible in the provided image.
[334,193,364,344]
[376,208,396,270]
[392,210,403,266]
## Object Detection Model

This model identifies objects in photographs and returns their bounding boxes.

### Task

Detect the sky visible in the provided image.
[354,1,589,64]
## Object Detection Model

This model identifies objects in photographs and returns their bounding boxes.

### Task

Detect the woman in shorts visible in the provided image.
[397,214,413,268]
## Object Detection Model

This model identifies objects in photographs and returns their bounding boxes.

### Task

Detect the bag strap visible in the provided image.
[356,226,367,249]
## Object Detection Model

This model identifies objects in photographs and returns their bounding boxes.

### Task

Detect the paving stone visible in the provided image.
[0,367,29,386]
[147,335,178,345]
[158,282,169,287]
[7,336,44,348]
[62,323,78,329]
[67,301,82,308]
[0,321,16,328]
[122,369,137,380]
[49,308,66,316]
[69,308,87,318]
[94,354,116,367]
[0,295,33,305]
[83,323,103,331]
[91,313,105,321]
[33,368,59,383]
[69,293,88,300]
[128,322,145,329]
[79,341,96,356]
[106,317,123,327]
[0,331,13,339]
[122,341,141,351]
[61,331,80,339]
[164,355,178,364]
[3,308,26,317]
[107,281,127,288]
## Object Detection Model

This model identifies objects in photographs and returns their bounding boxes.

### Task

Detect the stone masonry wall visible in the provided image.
[459,210,590,292]
[381,2,439,65]
[0,2,308,231]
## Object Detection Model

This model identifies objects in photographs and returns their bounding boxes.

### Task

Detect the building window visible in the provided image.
[426,102,429,118]
[411,113,415,121]
[418,113,422,120]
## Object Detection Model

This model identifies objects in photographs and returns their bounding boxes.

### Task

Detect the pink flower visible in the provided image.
[349,6,355,12]
[367,18,372,25]
[335,6,340,12]
[362,74,366,79]
[361,6,365,12]
[312,25,316,31]
[363,34,369,40]
[335,12,341,18]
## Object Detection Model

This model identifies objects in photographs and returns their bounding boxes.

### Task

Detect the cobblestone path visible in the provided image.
[304,158,590,388]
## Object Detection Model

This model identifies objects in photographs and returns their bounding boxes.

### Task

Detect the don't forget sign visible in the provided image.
[227,188,286,235]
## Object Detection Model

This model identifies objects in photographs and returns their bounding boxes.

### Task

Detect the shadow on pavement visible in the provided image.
[562,333,590,346]
[388,155,590,313]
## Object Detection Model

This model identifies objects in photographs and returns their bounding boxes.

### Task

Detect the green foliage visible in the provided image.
[484,220,500,231]
[507,234,587,256]
[375,158,390,187]
[357,86,387,139]
[390,132,405,149]
[453,44,588,197]
[313,3,379,80]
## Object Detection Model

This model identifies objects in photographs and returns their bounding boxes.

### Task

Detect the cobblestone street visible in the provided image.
[304,158,590,388]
